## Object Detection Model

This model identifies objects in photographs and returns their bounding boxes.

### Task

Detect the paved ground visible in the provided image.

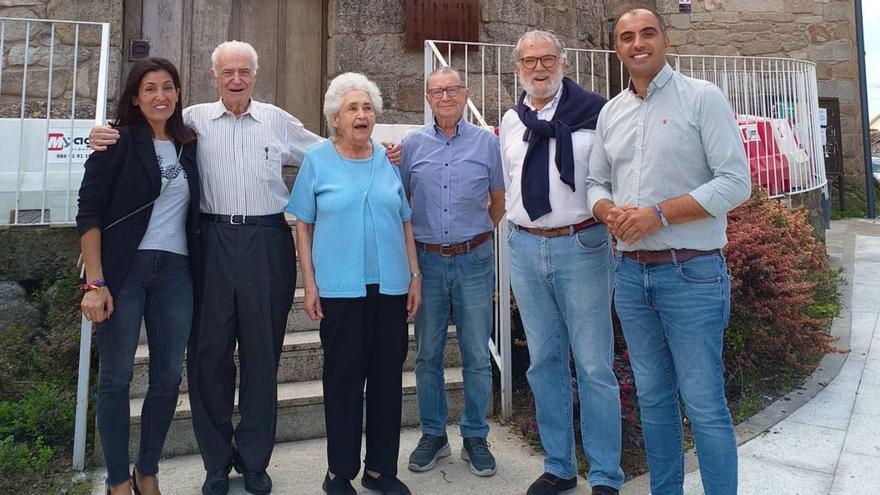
[90,421,591,494]
[91,220,880,494]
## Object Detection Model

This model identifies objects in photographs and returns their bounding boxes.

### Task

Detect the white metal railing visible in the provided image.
[425,39,830,419]
[0,17,109,226]
[0,16,112,472]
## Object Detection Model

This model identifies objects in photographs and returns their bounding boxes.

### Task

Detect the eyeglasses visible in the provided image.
[518,55,558,70]
[426,85,465,99]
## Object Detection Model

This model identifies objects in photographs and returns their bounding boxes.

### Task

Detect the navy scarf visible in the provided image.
[515,77,606,221]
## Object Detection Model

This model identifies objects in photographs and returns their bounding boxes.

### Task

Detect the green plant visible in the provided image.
[0,435,54,476]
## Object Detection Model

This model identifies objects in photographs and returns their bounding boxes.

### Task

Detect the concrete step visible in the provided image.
[130,324,461,397]
[138,288,343,345]
[113,367,466,460]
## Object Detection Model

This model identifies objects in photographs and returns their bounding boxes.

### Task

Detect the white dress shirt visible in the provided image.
[500,87,596,228]
[184,99,324,216]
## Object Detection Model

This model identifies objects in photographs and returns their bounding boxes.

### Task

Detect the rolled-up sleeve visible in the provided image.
[586,111,614,211]
[688,85,751,217]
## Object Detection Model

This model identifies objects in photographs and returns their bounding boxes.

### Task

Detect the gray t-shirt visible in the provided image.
[138,139,189,255]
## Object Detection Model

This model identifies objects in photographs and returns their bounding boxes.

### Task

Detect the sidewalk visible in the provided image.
[625,219,880,494]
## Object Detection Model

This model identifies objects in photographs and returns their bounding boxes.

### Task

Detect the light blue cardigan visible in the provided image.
[287,139,412,297]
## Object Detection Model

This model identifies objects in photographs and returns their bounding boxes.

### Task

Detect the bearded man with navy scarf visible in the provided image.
[499,30,623,495]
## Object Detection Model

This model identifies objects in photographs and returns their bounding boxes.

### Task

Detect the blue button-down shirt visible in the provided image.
[586,64,751,251]
[400,119,505,244]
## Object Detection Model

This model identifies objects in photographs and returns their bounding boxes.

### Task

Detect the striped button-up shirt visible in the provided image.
[586,64,751,251]
[183,99,324,215]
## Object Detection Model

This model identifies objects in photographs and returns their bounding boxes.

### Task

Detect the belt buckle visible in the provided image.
[440,244,454,257]
[230,214,246,225]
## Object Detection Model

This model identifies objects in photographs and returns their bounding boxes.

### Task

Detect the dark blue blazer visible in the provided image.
[76,123,200,296]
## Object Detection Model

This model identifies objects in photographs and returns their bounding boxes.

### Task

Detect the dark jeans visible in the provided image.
[96,250,192,486]
[320,285,409,480]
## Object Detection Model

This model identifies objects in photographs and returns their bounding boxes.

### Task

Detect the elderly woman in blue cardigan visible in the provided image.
[287,72,421,495]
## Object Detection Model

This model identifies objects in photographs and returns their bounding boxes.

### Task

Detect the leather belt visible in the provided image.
[200,213,287,227]
[622,248,721,264]
[514,218,599,238]
[417,232,492,257]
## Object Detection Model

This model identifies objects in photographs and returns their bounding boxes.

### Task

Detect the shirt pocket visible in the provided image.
[257,143,284,184]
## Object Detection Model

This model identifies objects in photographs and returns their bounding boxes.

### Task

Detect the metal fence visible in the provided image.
[0,17,111,226]
[425,39,829,418]
[0,16,111,472]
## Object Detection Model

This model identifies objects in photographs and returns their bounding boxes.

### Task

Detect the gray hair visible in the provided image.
[512,30,568,67]
[427,66,464,85]
[211,40,259,72]
[323,72,383,135]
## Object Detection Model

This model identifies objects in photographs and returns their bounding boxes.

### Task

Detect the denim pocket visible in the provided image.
[675,255,723,285]
[574,225,609,252]
[470,240,494,263]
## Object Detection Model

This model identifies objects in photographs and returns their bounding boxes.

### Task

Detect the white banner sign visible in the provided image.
[47,128,94,164]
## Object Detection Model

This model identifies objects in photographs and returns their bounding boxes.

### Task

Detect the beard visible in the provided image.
[520,68,564,102]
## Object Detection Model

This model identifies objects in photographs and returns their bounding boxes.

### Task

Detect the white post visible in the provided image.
[72,20,111,473]
[423,40,434,126]
[497,221,512,418]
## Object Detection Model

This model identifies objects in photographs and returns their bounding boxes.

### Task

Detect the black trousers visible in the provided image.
[187,219,295,472]
[320,285,409,480]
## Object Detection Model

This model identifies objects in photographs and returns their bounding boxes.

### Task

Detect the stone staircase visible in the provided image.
[107,259,467,460]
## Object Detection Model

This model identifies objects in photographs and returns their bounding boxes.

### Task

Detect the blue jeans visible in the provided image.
[96,250,192,486]
[614,252,736,495]
[415,239,494,438]
[507,223,623,488]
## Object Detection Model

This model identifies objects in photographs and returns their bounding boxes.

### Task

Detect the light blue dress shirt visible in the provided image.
[287,139,412,297]
[586,64,751,251]
[400,119,504,245]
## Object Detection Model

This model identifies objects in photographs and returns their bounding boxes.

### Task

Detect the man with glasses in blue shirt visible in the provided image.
[400,66,505,479]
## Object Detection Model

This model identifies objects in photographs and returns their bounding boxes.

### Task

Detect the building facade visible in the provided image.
[0,0,869,178]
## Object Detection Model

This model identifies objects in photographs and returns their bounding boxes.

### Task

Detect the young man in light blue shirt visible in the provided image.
[587,7,751,495]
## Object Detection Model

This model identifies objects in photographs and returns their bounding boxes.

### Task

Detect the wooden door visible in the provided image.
[126,0,326,134]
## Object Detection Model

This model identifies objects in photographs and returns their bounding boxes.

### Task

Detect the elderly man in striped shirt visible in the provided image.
[89,40,399,495]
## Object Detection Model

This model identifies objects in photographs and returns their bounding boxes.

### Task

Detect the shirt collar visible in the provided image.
[525,83,563,113]
[628,63,674,99]
[211,98,263,122]
[432,116,469,139]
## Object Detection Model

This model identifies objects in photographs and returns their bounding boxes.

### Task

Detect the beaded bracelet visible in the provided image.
[81,278,106,291]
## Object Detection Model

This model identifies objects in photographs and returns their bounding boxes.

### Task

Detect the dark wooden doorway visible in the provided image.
[123,0,326,133]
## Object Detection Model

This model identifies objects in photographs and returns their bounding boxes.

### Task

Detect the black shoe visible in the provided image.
[526,472,577,495]
[361,472,412,495]
[232,453,273,495]
[322,472,356,495]
[591,486,619,495]
[201,465,232,495]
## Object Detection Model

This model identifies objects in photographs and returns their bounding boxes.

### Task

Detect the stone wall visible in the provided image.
[325,0,607,126]
[0,0,123,119]
[651,0,866,178]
